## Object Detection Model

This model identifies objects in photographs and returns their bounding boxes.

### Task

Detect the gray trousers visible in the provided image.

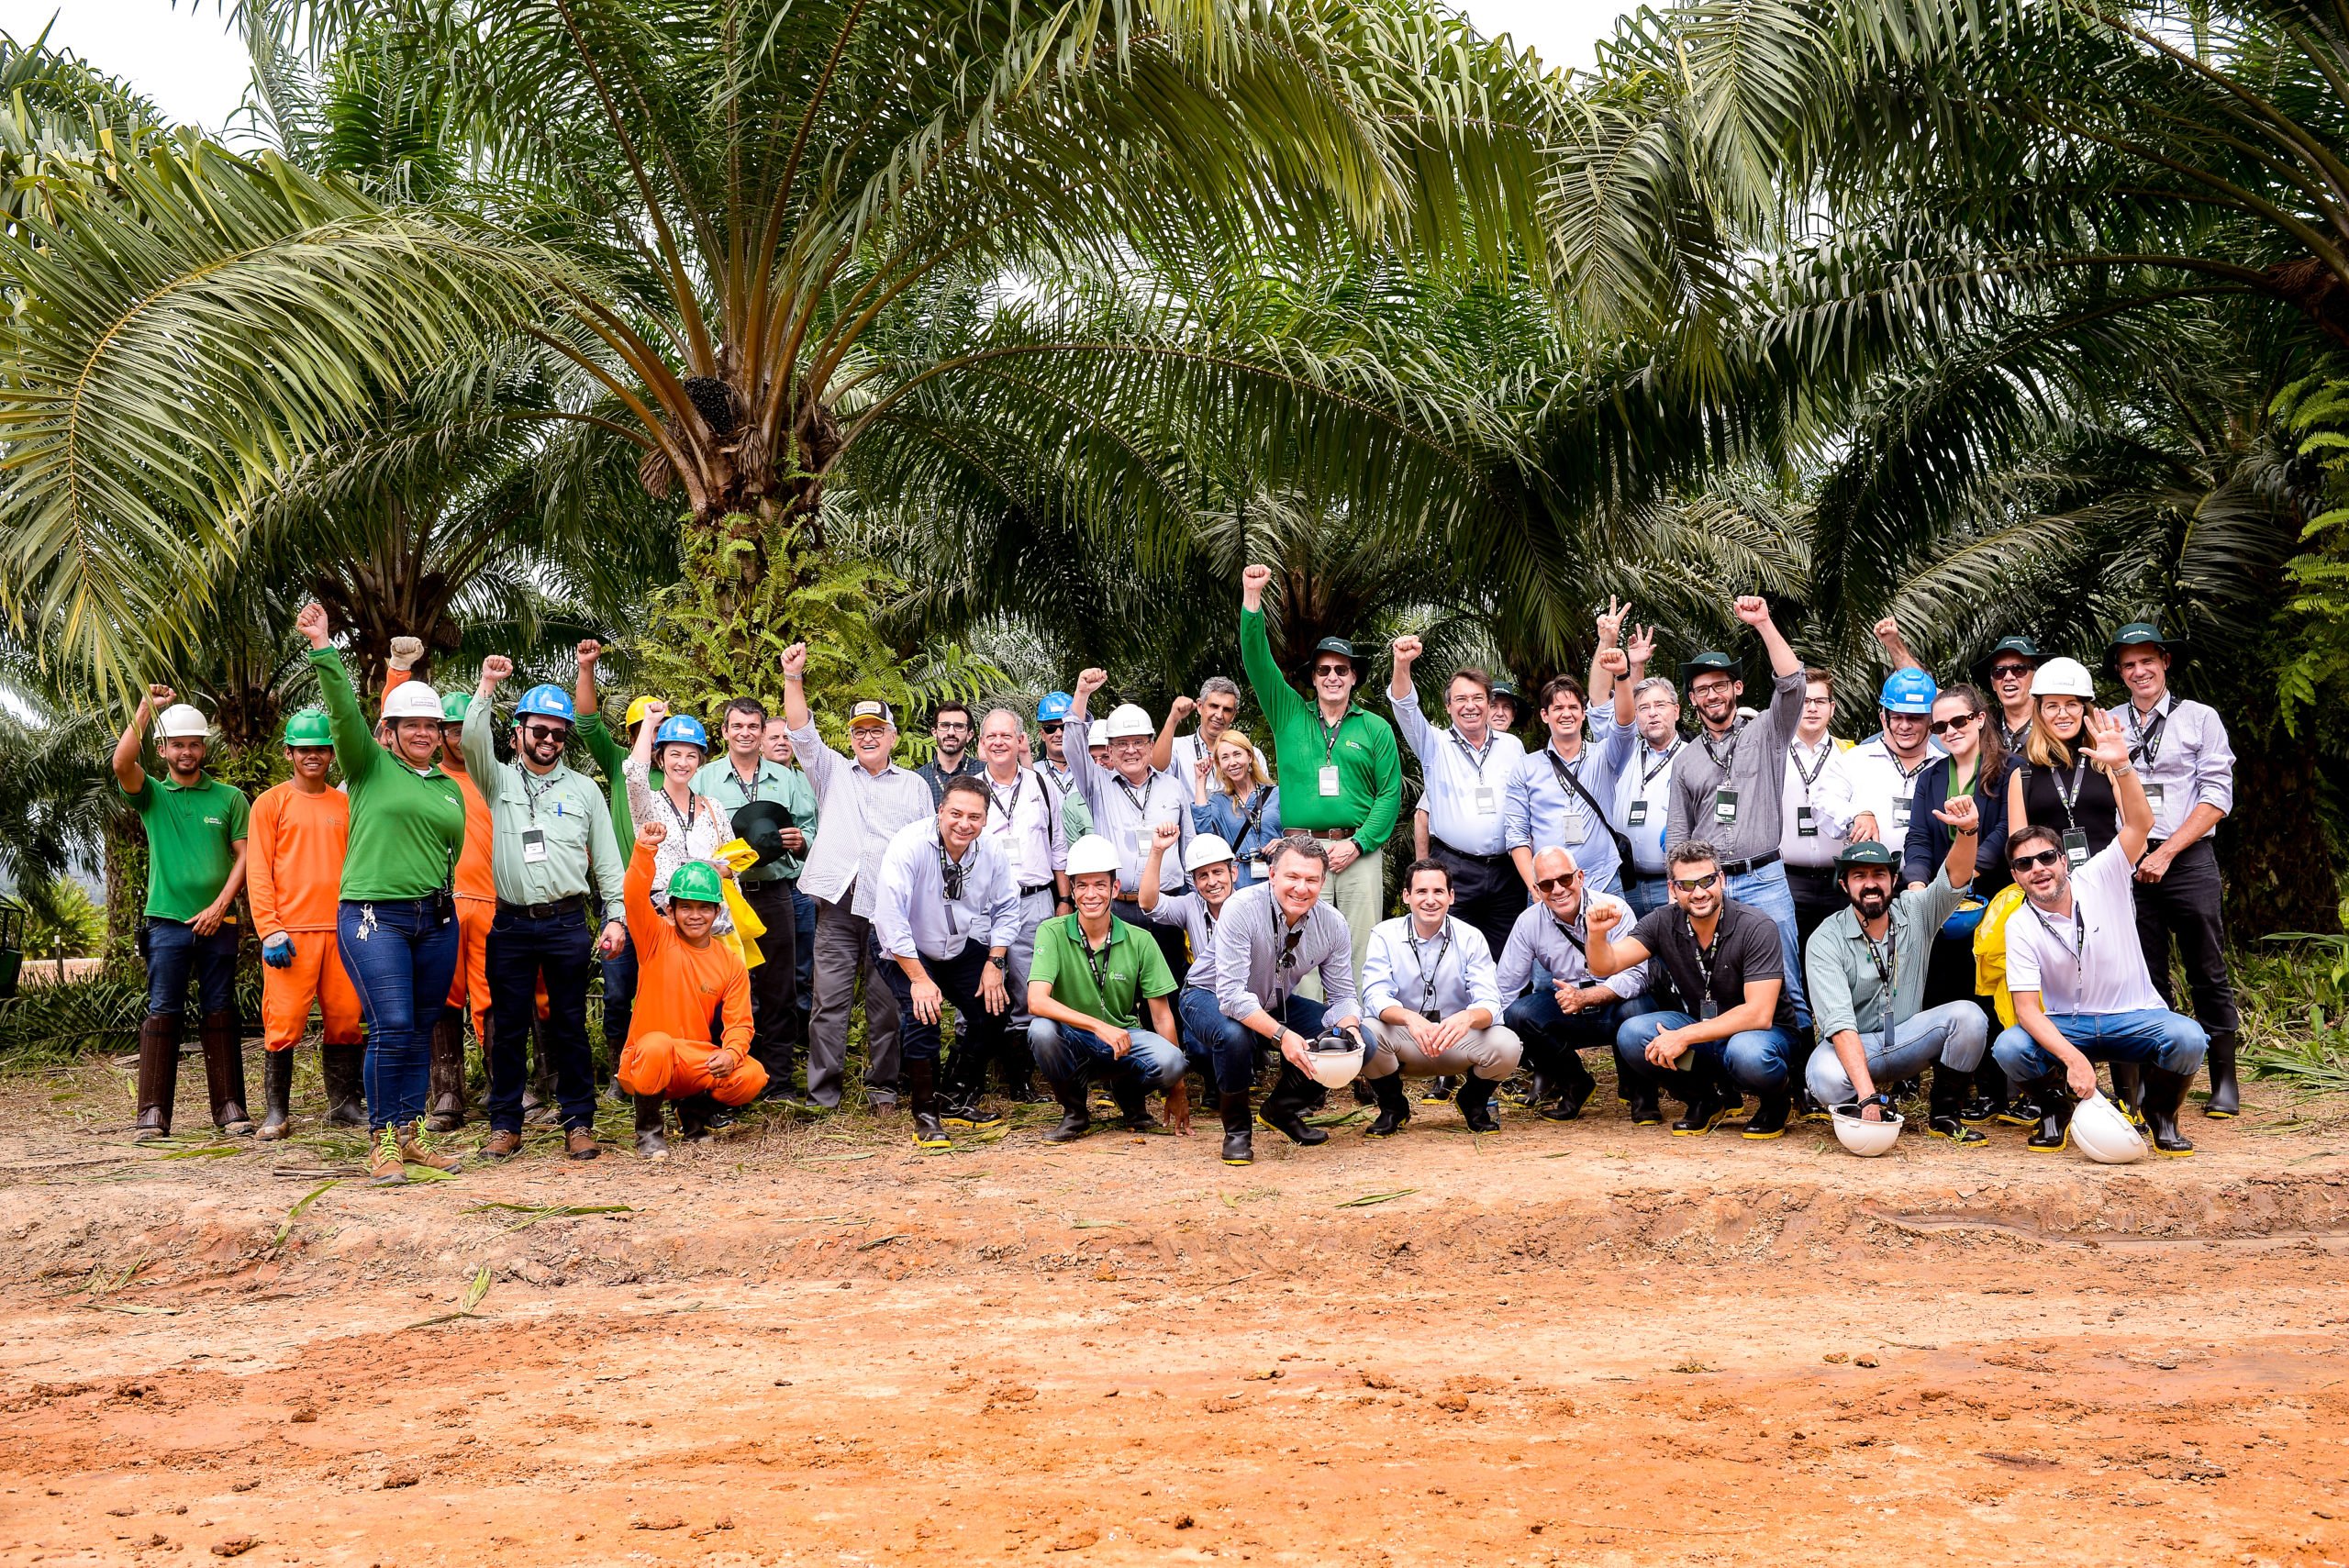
[1005,888,1056,1031]
[808,895,901,1107]
[1803,1000,1989,1106]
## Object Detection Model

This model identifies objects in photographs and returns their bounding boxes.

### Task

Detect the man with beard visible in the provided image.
[916,702,985,806]
[1497,846,1653,1121]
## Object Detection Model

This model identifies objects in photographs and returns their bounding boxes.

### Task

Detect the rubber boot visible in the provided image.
[1926,1064,1987,1145]
[319,1042,368,1128]
[1350,1078,1376,1106]
[1218,1091,1253,1165]
[633,1095,669,1159]
[1741,1087,1791,1140]
[1671,1072,1732,1136]
[1259,1063,1330,1146]
[1423,1073,1456,1102]
[1044,1078,1092,1143]
[199,1011,252,1134]
[2109,1061,2146,1130]
[2142,1065,2196,1157]
[133,1015,182,1142]
[907,1059,951,1150]
[2203,1031,2240,1119]
[1959,1063,2005,1125]
[522,1023,557,1125]
[1364,1072,1411,1138]
[424,1012,468,1133]
[1455,1072,1500,1133]
[677,1091,719,1143]
[256,1049,295,1141]
[2025,1074,2074,1152]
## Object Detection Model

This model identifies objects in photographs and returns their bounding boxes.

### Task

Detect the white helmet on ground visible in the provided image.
[1103,703,1154,740]
[2030,656,2098,699]
[1064,834,1122,879]
[2070,1091,2147,1163]
[1831,1103,1903,1157]
[1302,1026,1366,1089]
[154,703,211,739]
[381,683,446,723]
[1184,834,1236,873]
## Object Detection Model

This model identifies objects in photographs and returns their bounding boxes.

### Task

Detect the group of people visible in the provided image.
[113,562,2241,1175]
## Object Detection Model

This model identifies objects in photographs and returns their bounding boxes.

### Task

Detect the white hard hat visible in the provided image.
[381,683,446,723]
[1103,703,1154,740]
[1302,1028,1366,1090]
[2070,1091,2147,1164]
[1184,834,1236,873]
[1064,834,1122,879]
[1085,719,1109,747]
[1831,1103,1902,1157]
[2030,656,2098,699]
[154,703,211,739]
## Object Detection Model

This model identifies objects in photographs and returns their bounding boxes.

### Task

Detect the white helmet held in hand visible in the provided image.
[1831,1103,1902,1157]
[155,703,211,739]
[1103,703,1154,740]
[2030,656,2098,699]
[381,683,446,723]
[1184,834,1236,873]
[2070,1090,2147,1164]
[1302,1026,1366,1089]
[1064,834,1123,879]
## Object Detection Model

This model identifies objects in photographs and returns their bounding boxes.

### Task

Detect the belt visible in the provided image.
[1020,882,1056,898]
[1299,828,1357,841]
[498,893,586,919]
[1716,850,1781,877]
[1430,837,1511,868]
[1784,862,1839,880]
[1623,867,1668,885]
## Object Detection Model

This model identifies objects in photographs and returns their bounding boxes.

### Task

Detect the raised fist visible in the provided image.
[1074,668,1108,696]
[1391,634,1423,665]
[480,654,515,685]
[640,698,670,725]
[1733,595,1772,628]
[576,639,603,667]
[637,820,669,849]
[386,635,424,672]
[295,602,330,650]
[780,642,808,679]
[1241,563,1273,610]
[1170,695,1197,721]
[146,683,176,706]
[1586,901,1620,938]
[1598,647,1629,678]
[1152,819,1181,850]
[1871,615,1901,648]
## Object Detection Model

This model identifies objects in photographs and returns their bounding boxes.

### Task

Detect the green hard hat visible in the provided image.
[1834,840,1899,871]
[440,691,472,723]
[668,860,725,906]
[284,707,333,748]
[1679,650,1741,686]
[2104,621,2182,668]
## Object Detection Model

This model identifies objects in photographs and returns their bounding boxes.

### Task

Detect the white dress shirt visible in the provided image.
[976,763,1066,890]
[1780,736,1857,867]
[788,721,937,917]
[1361,915,1503,1020]
[1495,894,1647,999]
[1388,685,1525,857]
[1842,736,1945,846]
[1064,736,1190,896]
[873,818,1023,962]
[2110,694,2234,841]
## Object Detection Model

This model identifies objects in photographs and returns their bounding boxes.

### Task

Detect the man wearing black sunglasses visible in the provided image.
[1988,709,2208,1156]
[1973,637,2047,757]
[1586,840,1802,1137]
[1497,847,1655,1120]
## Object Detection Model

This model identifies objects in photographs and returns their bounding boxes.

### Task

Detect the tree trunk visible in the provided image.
[102,809,147,964]
[2220,725,2342,935]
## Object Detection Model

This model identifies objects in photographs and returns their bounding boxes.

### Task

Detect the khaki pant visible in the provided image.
[1364,1018,1522,1081]
[1323,845,1385,993]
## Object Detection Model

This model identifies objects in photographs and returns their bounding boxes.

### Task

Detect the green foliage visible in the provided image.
[20,878,103,961]
[2241,934,2349,1095]
[2270,377,2349,739]
[628,516,998,758]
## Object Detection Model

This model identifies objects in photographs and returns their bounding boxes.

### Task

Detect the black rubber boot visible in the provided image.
[1996,1073,2041,1127]
[1422,1074,1456,1102]
[633,1094,669,1159]
[199,1010,252,1134]
[1671,1073,1731,1136]
[256,1049,295,1141]
[2142,1065,2196,1157]
[677,1091,719,1142]
[1044,1078,1092,1143]
[1455,1073,1500,1134]
[1364,1073,1411,1138]
[134,1015,182,1141]
[1218,1091,1253,1165]
[319,1042,368,1128]
[1927,1064,1987,1145]
[1259,1064,1330,1145]
[2109,1061,2146,1129]
[1553,1053,1598,1120]
[2026,1074,2075,1152]
[1741,1088,1791,1140]
[1114,1080,1163,1133]
[1350,1078,1376,1106]
[907,1059,951,1150]
[425,1011,468,1133]
[2203,1031,2240,1119]
[1959,1063,2004,1125]
[1626,1084,1664,1127]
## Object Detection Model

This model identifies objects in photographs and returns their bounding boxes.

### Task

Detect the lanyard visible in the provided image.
[1319,715,1349,766]
[1544,745,1587,807]
[2126,702,2167,767]
[1447,728,1497,780]
[938,842,970,904]
[519,763,560,823]
[986,769,1026,824]
[2051,755,2089,828]
[2027,896,2087,995]
[1113,772,1157,817]
[1861,919,1896,996]
[1270,918,1306,1010]
[1082,926,1117,1001]
[729,760,766,802]
[1405,919,1453,1014]
[2000,715,2030,754]
[1790,739,1832,798]
[1687,914,1724,1003]
[657,785,698,836]
[1698,717,1747,774]
[1642,740,1681,791]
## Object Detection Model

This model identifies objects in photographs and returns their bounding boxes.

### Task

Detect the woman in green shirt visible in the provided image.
[297,603,469,1184]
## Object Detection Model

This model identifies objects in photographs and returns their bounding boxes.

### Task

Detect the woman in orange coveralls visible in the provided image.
[618,820,766,1156]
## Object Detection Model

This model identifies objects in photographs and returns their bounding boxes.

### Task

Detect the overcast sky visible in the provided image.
[2,0,1626,135]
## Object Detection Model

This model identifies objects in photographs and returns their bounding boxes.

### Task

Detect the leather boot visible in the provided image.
[133,1015,182,1141]
[319,1042,368,1128]
[522,1023,557,1125]
[425,1012,468,1133]
[200,1010,252,1134]
[2142,1065,2196,1157]
[2109,1061,2146,1129]
[1259,1063,1330,1145]
[1927,1064,1987,1145]
[1044,1078,1092,1143]
[397,1121,465,1173]
[1218,1091,1253,1165]
[907,1059,951,1150]
[1455,1072,1500,1133]
[2026,1074,2075,1152]
[1364,1072,1411,1138]
[633,1095,669,1159]
[2203,1031,2240,1119]
[256,1049,295,1140]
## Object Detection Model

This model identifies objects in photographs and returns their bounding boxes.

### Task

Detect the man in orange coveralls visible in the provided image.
[618,819,765,1157]
[248,706,367,1139]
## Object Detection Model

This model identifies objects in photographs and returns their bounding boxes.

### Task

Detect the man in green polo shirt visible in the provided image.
[1025,835,1186,1143]
[112,684,252,1140]
[1239,563,1403,980]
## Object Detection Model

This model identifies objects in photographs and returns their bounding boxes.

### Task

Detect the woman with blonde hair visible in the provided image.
[1189,730,1281,887]
[2004,657,2121,860]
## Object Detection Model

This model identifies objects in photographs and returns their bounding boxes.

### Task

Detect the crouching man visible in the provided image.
[1358,859,1522,1136]
[1804,804,1988,1143]
[1209,834,1364,1159]
[615,822,765,1156]
[1991,708,2207,1155]
[1028,834,1186,1143]
[1497,846,1653,1121]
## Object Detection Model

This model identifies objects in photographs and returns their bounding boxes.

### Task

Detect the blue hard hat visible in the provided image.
[1879,668,1939,715]
[514,684,575,723]
[1037,691,1074,723]
[653,714,708,751]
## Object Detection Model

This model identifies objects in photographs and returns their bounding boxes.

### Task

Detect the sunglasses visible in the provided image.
[520,723,569,743]
[1928,712,1981,735]
[1039,721,1064,733]
[1991,664,2034,681]
[1671,873,1720,893]
[1534,873,1581,895]
[2010,848,2065,872]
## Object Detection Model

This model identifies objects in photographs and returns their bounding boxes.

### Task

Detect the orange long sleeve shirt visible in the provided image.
[246,780,350,937]
[624,842,751,1053]
[382,666,494,901]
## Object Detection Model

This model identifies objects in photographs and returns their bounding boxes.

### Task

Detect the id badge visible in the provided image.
[2143,783,2165,812]
[1319,764,1341,797]
[1712,788,1738,825]
[2062,828,2090,867]
[1796,805,1818,839]
[1894,801,1912,831]
[1474,786,1497,815]
[1699,998,1721,1020]
[1250,859,1271,882]
[1627,800,1648,828]
[522,827,549,864]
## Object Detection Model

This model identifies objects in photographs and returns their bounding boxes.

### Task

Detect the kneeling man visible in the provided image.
[1497,846,1653,1121]
[1359,859,1522,1136]
[1028,834,1187,1143]
[616,822,765,1155]
[1991,709,2207,1155]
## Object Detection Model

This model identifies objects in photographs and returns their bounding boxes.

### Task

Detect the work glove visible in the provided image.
[387,635,424,673]
[262,933,296,969]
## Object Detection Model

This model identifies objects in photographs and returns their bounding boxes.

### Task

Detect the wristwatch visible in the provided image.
[1858,1090,1896,1113]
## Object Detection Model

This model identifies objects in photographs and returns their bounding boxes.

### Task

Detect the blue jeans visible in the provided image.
[1991,1009,2209,1084]
[1615,1008,1798,1100]
[1804,999,1989,1106]
[1177,987,1326,1095]
[1727,863,1809,1029]
[141,917,239,1018]
[338,895,460,1130]
[485,906,596,1134]
[1503,990,1654,1079]
[1030,1019,1187,1101]
[1621,874,1671,918]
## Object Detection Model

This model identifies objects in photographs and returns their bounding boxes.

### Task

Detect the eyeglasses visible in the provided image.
[1800,695,1834,706]
[2009,848,2064,872]
[1671,872,1720,893]
[1534,873,1581,895]
[1990,664,2034,681]
[1928,712,1981,735]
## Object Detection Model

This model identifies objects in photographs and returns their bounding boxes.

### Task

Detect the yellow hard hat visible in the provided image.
[624,695,665,728]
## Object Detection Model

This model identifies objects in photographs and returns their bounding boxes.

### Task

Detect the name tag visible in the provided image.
[2063,828,2090,867]
[1699,998,1721,1020]
[1893,801,1911,830]
[2143,783,2165,811]
[1250,859,1271,882]
[1712,789,1738,824]
[522,828,549,864]
[1627,800,1648,828]
[1319,764,1341,797]
[1796,805,1817,839]
[1474,786,1497,815]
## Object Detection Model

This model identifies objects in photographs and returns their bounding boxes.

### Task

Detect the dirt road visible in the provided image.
[2,1062,2346,1566]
